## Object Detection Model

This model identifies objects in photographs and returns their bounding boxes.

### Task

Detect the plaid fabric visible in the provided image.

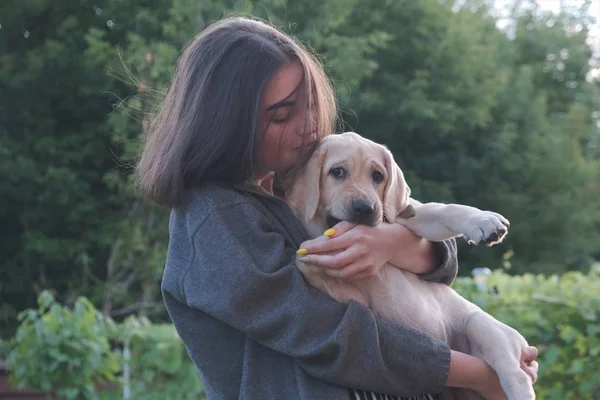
[349,389,439,400]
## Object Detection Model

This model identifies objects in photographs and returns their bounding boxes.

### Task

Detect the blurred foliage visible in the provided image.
[5,291,206,400]
[0,0,598,339]
[111,316,206,400]
[5,291,120,400]
[454,264,600,399]
[5,271,600,398]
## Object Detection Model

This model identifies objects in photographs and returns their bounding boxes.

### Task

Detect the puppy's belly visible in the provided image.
[361,265,450,342]
[304,264,476,343]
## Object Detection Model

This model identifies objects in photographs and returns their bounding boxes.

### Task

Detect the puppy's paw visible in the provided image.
[462,211,510,246]
[499,369,536,400]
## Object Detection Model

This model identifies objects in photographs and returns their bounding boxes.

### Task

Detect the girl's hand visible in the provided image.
[448,347,539,399]
[297,218,442,279]
[297,221,397,280]
[521,346,539,384]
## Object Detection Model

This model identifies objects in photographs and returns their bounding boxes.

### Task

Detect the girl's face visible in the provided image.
[259,60,317,177]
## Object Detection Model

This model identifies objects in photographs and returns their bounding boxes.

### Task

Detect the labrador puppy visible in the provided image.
[284,132,534,400]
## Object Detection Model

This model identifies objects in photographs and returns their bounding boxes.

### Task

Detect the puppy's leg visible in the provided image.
[398,201,509,246]
[462,311,535,400]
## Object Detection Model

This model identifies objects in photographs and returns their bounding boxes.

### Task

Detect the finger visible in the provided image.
[327,221,357,237]
[296,234,337,256]
[302,247,363,269]
[350,271,374,280]
[520,346,538,362]
[300,237,350,255]
[525,365,538,385]
[520,361,538,384]
[299,224,358,255]
[298,234,330,250]
[325,260,370,279]
[528,360,539,381]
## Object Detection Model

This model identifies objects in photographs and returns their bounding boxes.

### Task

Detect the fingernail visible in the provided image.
[299,256,310,262]
[324,228,336,237]
[296,248,308,256]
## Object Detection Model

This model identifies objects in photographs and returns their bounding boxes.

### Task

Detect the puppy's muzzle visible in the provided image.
[349,199,376,225]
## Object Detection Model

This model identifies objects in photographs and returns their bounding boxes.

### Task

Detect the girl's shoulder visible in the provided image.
[186,182,252,214]
[171,183,256,230]
[171,181,285,235]
[169,181,308,252]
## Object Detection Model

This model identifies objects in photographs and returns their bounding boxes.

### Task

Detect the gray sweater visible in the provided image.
[161,181,459,400]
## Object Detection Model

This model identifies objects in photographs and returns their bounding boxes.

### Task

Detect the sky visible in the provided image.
[493,0,600,53]
[492,0,600,80]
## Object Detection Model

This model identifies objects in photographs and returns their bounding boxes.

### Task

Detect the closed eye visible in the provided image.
[270,105,294,124]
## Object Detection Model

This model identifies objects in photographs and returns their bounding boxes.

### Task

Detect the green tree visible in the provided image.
[0,0,598,336]
[337,0,600,274]
[0,0,388,335]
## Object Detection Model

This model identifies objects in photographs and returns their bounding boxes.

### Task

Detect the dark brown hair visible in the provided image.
[136,16,337,207]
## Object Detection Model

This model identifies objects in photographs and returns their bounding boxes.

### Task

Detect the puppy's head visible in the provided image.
[286,132,412,235]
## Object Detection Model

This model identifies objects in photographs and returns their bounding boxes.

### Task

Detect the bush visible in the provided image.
[4,268,600,399]
[5,291,120,400]
[454,264,600,399]
[5,292,205,400]
[0,337,10,360]
[103,316,206,400]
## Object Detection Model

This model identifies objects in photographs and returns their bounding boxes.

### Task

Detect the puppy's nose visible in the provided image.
[351,200,374,220]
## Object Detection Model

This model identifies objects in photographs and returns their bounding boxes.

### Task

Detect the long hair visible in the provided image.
[136,16,337,207]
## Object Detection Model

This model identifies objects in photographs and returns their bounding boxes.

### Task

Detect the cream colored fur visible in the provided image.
[285,132,534,400]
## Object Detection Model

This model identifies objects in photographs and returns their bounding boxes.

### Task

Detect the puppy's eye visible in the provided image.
[330,167,346,179]
[372,171,384,183]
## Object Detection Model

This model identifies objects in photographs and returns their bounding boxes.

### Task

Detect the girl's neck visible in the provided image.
[254,171,275,195]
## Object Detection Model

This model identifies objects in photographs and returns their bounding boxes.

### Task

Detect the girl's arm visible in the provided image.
[381,222,459,285]
[176,202,452,397]
[296,222,538,394]
[448,348,538,398]
[298,221,458,285]
[447,351,506,397]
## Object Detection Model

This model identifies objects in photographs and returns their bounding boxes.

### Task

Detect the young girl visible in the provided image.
[137,16,538,400]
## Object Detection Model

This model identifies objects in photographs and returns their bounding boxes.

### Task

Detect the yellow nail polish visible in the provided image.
[296,248,308,256]
[324,228,336,237]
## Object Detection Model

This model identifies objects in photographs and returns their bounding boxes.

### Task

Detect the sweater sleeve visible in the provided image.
[417,239,459,286]
[180,202,451,397]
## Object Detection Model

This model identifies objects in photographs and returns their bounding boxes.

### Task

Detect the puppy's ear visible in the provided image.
[382,147,412,223]
[286,146,328,222]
